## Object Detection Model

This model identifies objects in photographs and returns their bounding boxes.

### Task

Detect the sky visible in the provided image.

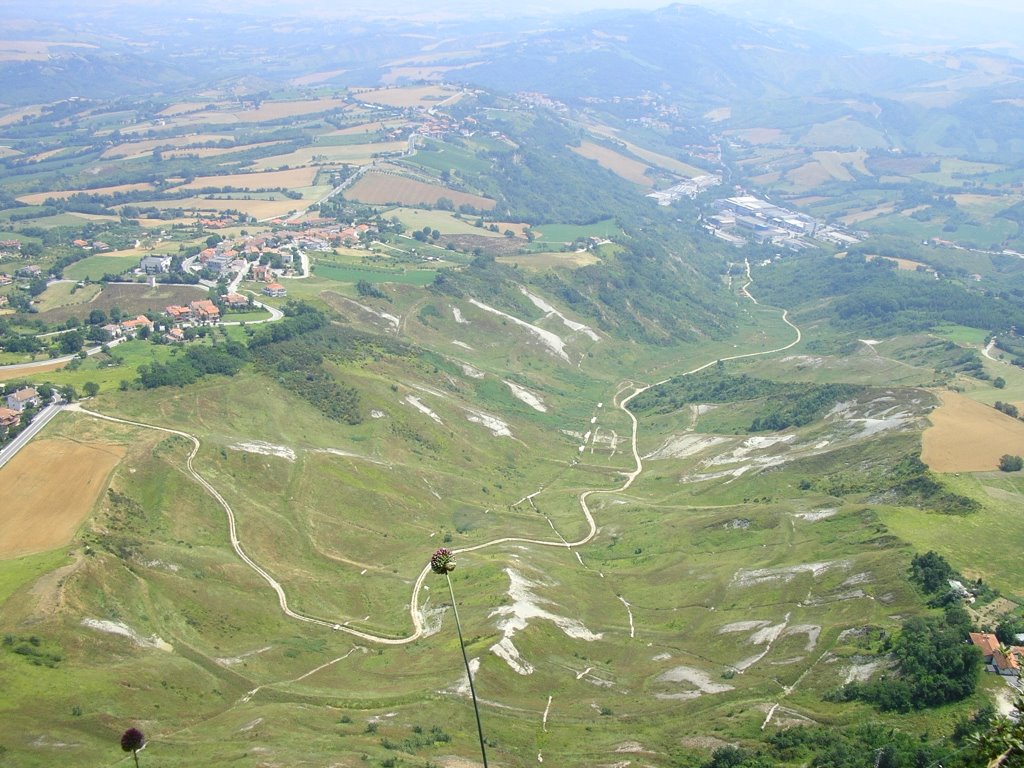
[6,0,1024,51]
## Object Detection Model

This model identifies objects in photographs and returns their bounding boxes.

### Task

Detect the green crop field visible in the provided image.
[314,262,438,285]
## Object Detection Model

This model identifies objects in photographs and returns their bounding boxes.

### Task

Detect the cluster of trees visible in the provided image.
[833,610,980,712]
[630,368,862,431]
[756,252,1024,336]
[136,341,247,388]
[999,454,1023,472]
[994,401,1020,418]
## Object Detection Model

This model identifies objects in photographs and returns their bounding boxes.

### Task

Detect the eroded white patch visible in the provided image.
[521,288,601,341]
[792,509,837,522]
[718,620,771,634]
[231,441,296,462]
[461,363,485,379]
[452,306,469,324]
[452,340,474,350]
[645,434,730,460]
[404,395,442,424]
[81,619,172,651]
[505,380,547,412]
[469,298,569,361]
[733,561,846,588]
[489,569,601,675]
[655,665,734,699]
[466,409,512,437]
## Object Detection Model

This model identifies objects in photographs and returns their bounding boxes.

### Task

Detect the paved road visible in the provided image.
[0,402,65,470]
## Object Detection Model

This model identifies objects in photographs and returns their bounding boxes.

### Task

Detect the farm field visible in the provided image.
[921,390,1024,472]
[171,167,318,192]
[250,140,408,170]
[100,134,233,159]
[344,172,496,209]
[34,281,102,312]
[0,437,125,558]
[62,253,141,282]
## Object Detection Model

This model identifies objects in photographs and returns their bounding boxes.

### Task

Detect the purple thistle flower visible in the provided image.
[430,547,456,574]
[121,728,144,767]
[120,728,144,753]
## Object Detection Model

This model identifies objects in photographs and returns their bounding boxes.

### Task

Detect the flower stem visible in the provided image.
[446,572,489,768]
[132,750,140,768]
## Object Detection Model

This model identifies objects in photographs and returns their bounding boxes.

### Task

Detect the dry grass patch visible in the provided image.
[16,182,156,205]
[162,141,288,159]
[785,161,833,189]
[157,101,222,116]
[921,390,1024,472]
[812,150,870,181]
[497,251,600,270]
[326,119,405,136]
[345,172,495,210]
[0,438,125,558]
[572,141,653,186]
[353,85,461,108]
[0,41,95,62]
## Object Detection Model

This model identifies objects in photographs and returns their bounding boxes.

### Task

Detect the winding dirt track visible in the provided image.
[72,262,800,645]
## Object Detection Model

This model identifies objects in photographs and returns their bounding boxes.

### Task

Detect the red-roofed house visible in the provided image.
[166,305,191,323]
[120,315,153,335]
[189,299,220,322]
[263,283,287,298]
[0,406,20,431]
[224,292,249,308]
[251,264,272,281]
[969,632,1000,663]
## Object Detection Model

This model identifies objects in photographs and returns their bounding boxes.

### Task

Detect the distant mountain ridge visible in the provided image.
[455,4,946,106]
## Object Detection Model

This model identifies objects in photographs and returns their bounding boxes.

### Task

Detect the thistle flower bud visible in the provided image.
[430,547,456,574]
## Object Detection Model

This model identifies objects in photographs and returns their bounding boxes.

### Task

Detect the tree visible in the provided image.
[88,309,107,325]
[57,330,85,355]
[993,376,1006,389]
[998,454,1023,472]
[83,381,99,397]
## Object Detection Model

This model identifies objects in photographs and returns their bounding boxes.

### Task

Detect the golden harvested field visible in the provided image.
[16,182,156,205]
[228,98,348,121]
[354,85,462,108]
[0,360,68,381]
[345,172,495,209]
[0,438,125,558]
[0,146,21,158]
[922,391,1024,472]
[865,253,930,271]
[572,141,653,186]
[171,167,318,191]
[101,134,232,159]
[251,141,407,171]
[140,196,305,219]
